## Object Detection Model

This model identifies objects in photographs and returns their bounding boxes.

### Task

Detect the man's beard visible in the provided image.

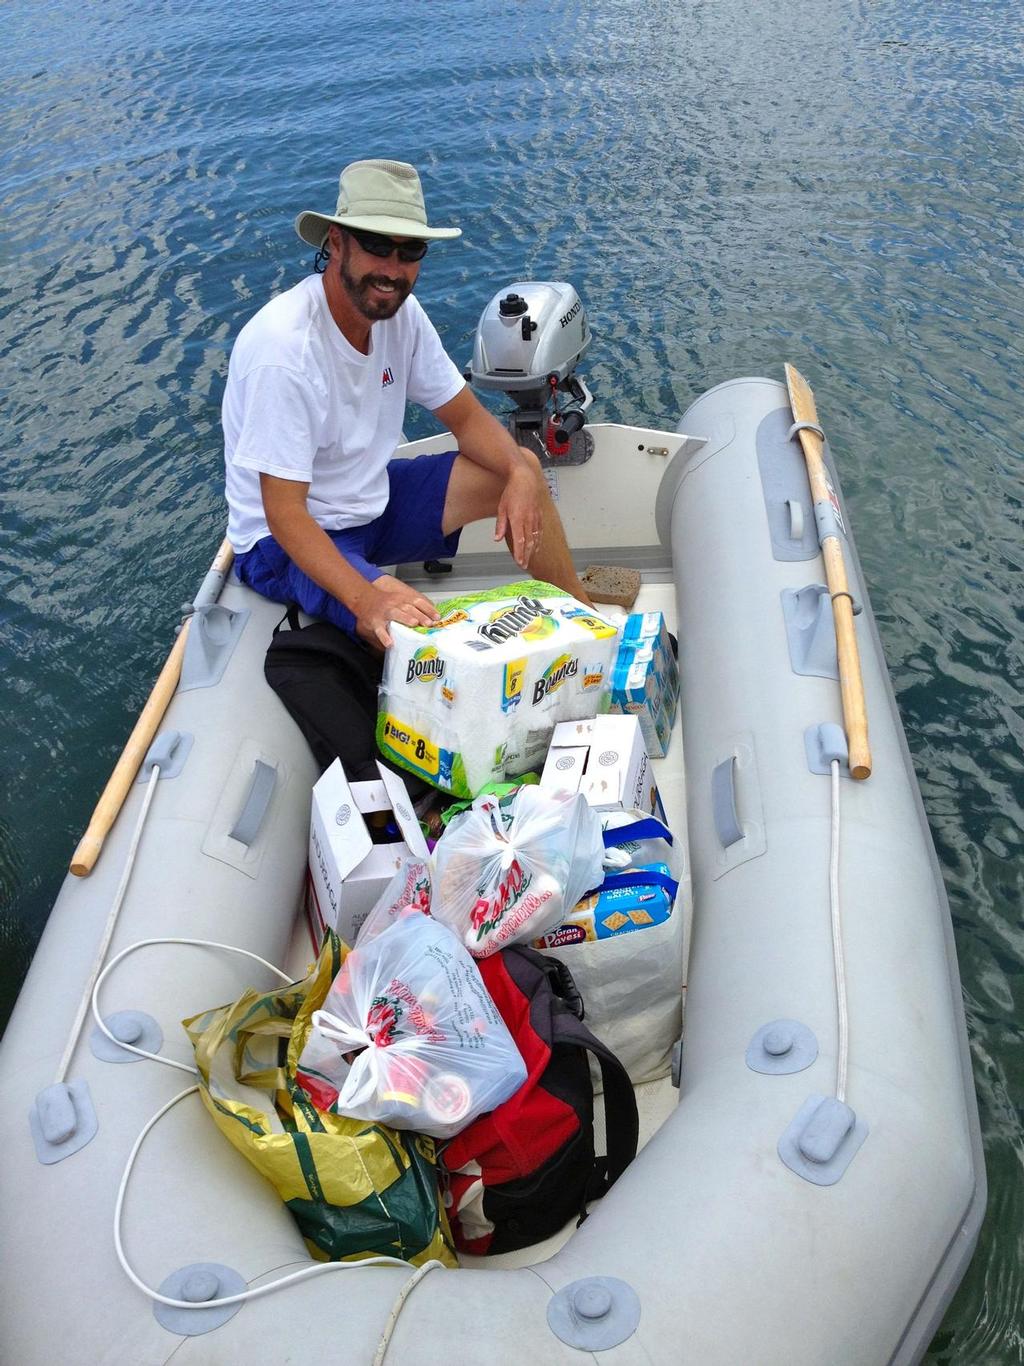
[339,257,411,321]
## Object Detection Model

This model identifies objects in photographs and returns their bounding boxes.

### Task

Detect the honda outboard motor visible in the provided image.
[468,282,594,464]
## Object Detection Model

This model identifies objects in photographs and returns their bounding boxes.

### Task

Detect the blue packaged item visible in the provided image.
[609,633,678,758]
[621,612,678,702]
[533,861,676,945]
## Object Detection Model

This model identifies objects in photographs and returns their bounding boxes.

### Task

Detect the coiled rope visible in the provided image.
[55,772,446,1360]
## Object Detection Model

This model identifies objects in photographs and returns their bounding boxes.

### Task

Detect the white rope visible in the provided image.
[372,1258,443,1365]
[829,758,849,1103]
[55,834,450,1340]
[113,1085,447,1313]
[55,765,162,1084]
[90,937,294,1073]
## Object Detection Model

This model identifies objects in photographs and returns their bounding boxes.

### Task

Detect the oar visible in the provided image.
[69,538,235,876]
[784,365,872,780]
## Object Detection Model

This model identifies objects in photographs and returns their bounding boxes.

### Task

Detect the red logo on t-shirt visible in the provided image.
[382,367,395,387]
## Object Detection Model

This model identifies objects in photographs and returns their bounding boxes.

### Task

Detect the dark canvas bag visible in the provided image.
[263,607,431,799]
[440,946,639,1255]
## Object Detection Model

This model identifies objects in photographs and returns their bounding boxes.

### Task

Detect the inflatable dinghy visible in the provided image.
[0,293,985,1364]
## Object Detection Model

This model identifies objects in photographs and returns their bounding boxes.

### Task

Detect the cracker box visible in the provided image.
[533,861,676,945]
[307,759,429,946]
[540,714,664,819]
[376,580,620,798]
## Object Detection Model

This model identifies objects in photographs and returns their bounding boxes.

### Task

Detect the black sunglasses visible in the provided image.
[342,226,429,263]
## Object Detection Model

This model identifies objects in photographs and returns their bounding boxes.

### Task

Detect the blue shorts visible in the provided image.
[236,450,462,636]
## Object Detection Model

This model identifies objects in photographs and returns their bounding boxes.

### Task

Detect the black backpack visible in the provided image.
[440,946,639,1255]
[263,608,432,800]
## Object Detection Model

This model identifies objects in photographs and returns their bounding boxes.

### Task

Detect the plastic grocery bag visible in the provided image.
[534,865,685,1087]
[296,910,527,1139]
[355,857,433,946]
[534,814,686,1087]
[183,930,455,1267]
[432,785,606,956]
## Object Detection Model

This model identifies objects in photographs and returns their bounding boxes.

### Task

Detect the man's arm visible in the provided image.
[432,386,544,570]
[260,474,439,649]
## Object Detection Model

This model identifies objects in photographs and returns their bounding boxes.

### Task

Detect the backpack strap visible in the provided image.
[507,948,639,1191]
[551,1007,639,1195]
[272,603,303,636]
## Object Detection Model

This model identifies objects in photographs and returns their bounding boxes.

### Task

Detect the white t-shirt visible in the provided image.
[223,274,465,553]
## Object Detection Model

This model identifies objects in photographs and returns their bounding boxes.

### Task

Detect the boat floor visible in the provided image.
[282,578,689,1269]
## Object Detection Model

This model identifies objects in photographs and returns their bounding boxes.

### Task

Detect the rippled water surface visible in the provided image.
[2,1,1022,1357]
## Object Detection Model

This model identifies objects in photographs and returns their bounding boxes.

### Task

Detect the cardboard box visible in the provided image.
[307,759,429,946]
[533,861,676,945]
[540,714,662,817]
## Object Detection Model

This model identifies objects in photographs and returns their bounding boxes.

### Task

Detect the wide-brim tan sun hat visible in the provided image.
[295,159,462,249]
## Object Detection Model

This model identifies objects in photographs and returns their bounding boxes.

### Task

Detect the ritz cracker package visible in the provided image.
[376,581,621,797]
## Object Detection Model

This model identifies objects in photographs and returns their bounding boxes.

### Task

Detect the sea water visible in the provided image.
[1,2,1021,1357]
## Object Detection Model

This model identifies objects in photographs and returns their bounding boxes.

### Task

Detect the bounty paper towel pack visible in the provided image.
[377,580,620,797]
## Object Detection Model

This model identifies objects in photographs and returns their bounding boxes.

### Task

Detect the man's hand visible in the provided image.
[355,574,440,650]
[494,461,544,570]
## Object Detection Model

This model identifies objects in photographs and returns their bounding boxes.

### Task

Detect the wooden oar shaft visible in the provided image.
[785,365,872,780]
[799,437,871,780]
[69,538,234,877]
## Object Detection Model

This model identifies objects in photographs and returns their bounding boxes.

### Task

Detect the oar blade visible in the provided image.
[785,362,820,428]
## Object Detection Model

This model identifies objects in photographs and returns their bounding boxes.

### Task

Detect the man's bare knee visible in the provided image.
[516,446,552,505]
[442,455,505,533]
[519,445,548,491]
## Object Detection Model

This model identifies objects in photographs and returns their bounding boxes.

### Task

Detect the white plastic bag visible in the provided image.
[535,867,686,1087]
[535,813,687,1087]
[295,908,526,1139]
[432,785,606,957]
[355,858,433,946]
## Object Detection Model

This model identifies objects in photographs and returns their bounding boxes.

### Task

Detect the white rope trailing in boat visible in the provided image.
[89,937,295,1072]
[830,758,850,1104]
[88,932,446,1353]
[113,1084,444,1328]
[55,764,163,1085]
[371,1259,443,1365]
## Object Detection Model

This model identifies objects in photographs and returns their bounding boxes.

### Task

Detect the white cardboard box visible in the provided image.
[540,714,663,818]
[307,759,429,946]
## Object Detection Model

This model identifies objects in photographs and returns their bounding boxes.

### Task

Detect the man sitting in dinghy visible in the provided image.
[224,158,591,650]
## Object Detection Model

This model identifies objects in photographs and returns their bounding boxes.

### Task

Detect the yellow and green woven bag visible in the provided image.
[184,930,456,1267]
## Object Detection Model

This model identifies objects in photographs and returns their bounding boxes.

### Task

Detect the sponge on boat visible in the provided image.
[580,565,642,609]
